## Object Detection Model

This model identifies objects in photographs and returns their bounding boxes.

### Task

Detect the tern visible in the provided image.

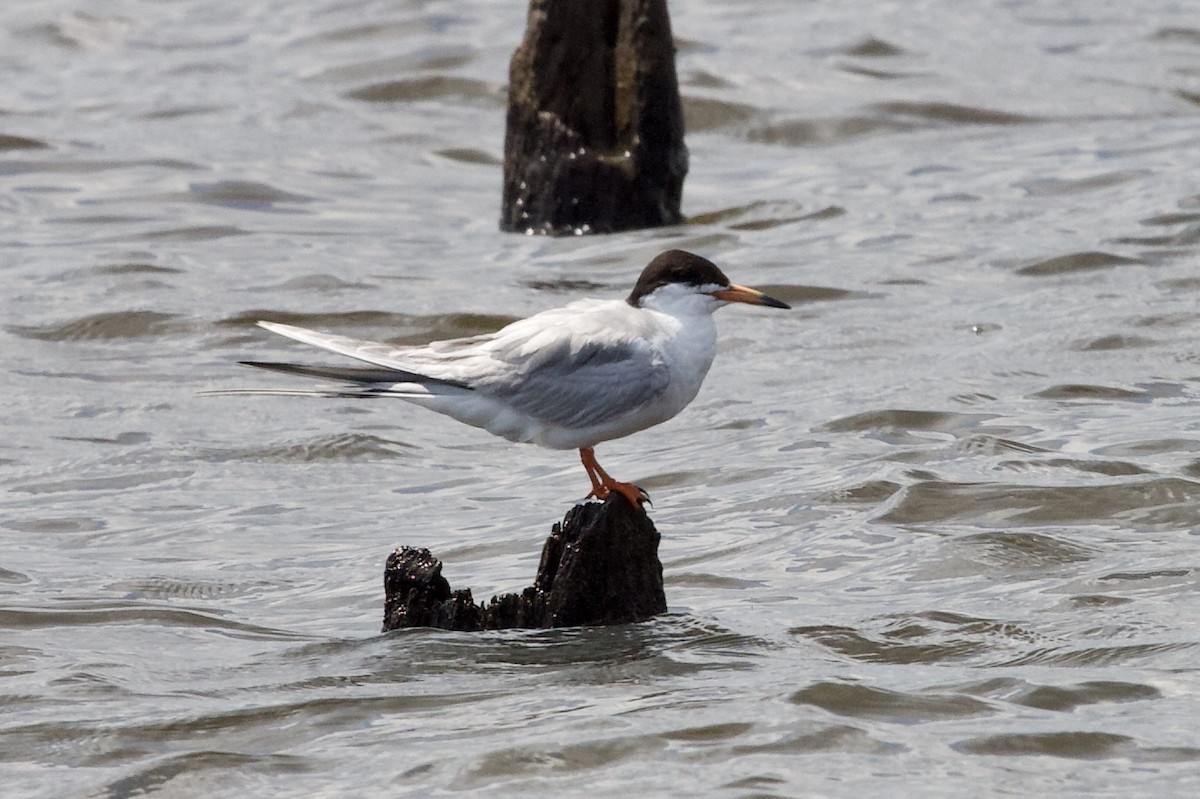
[206,250,789,507]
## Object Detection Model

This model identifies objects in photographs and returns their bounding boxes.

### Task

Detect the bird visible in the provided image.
[205,249,790,508]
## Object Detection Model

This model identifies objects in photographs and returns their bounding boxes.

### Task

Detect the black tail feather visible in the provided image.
[239,361,471,390]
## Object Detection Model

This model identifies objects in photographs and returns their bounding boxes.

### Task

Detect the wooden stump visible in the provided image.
[382,496,667,631]
[499,0,687,235]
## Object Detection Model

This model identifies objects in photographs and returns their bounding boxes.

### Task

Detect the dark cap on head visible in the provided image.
[627,250,730,306]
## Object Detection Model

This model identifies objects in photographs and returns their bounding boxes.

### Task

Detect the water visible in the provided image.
[3,0,1200,795]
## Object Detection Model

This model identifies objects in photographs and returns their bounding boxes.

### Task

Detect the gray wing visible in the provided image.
[478,336,670,429]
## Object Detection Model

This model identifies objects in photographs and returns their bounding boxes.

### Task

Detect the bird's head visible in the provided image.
[627,250,791,315]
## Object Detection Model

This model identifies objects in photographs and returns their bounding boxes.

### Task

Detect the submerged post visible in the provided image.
[500,0,688,235]
[383,496,667,631]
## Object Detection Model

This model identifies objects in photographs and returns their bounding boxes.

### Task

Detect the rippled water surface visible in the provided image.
[4,1,1200,796]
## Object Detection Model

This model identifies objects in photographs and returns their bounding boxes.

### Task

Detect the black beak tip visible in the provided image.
[762,295,791,310]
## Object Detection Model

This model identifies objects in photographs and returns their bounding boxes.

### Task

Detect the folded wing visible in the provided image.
[208,315,671,434]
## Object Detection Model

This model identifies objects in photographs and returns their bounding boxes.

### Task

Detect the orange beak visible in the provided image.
[712,284,791,309]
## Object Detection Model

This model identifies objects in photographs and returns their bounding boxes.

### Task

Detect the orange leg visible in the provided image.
[579,447,649,508]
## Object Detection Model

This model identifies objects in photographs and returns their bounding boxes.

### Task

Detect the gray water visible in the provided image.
[4,1,1200,796]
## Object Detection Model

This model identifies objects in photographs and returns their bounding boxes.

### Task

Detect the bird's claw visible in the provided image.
[589,481,651,509]
[579,448,649,509]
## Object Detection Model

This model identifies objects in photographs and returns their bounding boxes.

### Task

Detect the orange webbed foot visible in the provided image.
[580,447,651,508]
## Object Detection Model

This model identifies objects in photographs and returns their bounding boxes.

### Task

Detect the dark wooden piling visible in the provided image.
[499,0,687,235]
[382,496,667,631]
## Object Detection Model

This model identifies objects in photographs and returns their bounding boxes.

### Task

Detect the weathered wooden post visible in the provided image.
[500,0,687,235]
[383,496,667,631]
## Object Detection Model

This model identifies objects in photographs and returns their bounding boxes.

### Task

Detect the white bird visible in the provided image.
[206,250,789,507]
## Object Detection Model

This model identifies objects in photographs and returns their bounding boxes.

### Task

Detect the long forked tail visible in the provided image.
[199,321,473,399]
[198,362,454,399]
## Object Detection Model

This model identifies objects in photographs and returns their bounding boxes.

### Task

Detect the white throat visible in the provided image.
[638,282,724,318]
